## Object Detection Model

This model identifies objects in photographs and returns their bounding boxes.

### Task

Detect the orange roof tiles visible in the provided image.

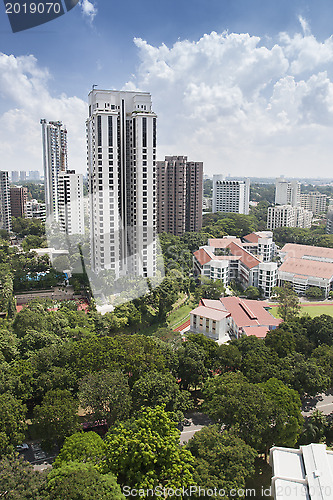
[191,305,230,322]
[208,237,243,248]
[279,257,333,280]
[243,233,260,243]
[227,242,261,269]
[219,297,282,329]
[243,326,269,338]
[281,243,333,261]
[193,248,214,266]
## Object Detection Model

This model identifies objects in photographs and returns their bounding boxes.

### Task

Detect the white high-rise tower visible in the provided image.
[41,119,84,235]
[87,89,157,279]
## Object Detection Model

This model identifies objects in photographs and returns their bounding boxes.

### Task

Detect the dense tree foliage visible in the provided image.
[0,454,48,500]
[0,393,27,456]
[54,431,106,467]
[101,406,195,492]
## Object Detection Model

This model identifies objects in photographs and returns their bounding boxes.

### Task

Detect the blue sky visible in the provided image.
[1,0,333,178]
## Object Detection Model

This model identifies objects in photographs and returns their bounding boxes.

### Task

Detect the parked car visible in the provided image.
[16,443,29,450]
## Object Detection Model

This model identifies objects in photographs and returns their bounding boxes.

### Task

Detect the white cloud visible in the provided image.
[128,23,333,177]
[0,53,87,174]
[79,0,97,23]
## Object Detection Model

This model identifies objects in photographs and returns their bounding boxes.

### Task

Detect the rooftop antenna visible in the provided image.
[92,84,98,90]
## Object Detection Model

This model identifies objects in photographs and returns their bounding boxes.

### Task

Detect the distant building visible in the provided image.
[26,199,46,222]
[10,186,28,218]
[19,171,27,182]
[29,171,41,181]
[267,205,312,230]
[0,171,11,232]
[156,155,203,235]
[275,177,300,206]
[212,175,250,215]
[11,171,19,183]
[326,208,333,234]
[278,243,333,297]
[58,171,84,235]
[190,297,281,344]
[300,192,327,215]
[270,443,333,500]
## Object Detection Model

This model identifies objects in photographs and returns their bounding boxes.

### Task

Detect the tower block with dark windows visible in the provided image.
[86,89,157,279]
[156,156,203,236]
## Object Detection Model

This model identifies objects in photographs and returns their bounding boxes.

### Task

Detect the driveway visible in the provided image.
[302,391,333,417]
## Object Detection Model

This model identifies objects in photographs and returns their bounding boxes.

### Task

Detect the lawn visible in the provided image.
[167,302,195,330]
[269,304,333,319]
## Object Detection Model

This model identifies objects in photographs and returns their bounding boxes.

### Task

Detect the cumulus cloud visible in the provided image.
[79,0,97,23]
[0,53,87,173]
[128,22,333,177]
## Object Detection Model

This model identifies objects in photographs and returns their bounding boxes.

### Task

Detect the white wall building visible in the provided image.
[41,120,68,224]
[300,192,327,215]
[267,205,312,230]
[87,89,157,279]
[26,199,46,222]
[0,171,11,232]
[275,177,300,207]
[212,175,250,215]
[327,208,333,235]
[58,171,84,235]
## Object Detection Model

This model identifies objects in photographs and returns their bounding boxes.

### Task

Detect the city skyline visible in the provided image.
[2,2,333,178]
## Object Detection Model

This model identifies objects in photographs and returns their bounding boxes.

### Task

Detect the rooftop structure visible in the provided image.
[190,296,281,344]
[270,443,333,500]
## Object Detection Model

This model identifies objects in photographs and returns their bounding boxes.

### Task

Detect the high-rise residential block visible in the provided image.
[58,171,84,235]
[41,119,83,236]
[87,89,157,278]
[156,155,203,236]
[41,119,68,223]
[19,171,27,182]
[29,171,41,181]
[11,171,19,183]
[212,175,250,215]
[267,205,312,230]
[26,199,46,222]
[10,186,28,218]
[0,171,11,232]
[275,177,300,207]
[300,192,327,215]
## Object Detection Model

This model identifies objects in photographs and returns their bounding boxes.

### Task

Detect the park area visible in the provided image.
[269,302,333,319]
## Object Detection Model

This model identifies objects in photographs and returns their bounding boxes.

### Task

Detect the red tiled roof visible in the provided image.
[243,233,260,243]
[193,248,214,266]
[243,326,269,338]
[219,296,282,329]
[281,243,333,261]
[208,237,242,248]
[227,242,261,270]
[279,257,333,280]
[200,298,228,311]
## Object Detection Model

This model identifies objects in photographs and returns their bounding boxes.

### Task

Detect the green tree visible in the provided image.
[101,406,195,491]
[54,432,106,467]
[0,454,48,500]
[47,462,124,500]
[186,426,257,499]
[177,341,208,389]
[305,287,325,300]
[273,285,300,322]
[0,393,27,457]
[131,371,192,420]
[33,389,79,450]
[79,370,131,426]
[203,372,273,451]
[299,410,327,445]
[244,286,261,300]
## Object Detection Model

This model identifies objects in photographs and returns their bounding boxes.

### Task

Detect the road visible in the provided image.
[180,412,213,444]
[302,392,333,417]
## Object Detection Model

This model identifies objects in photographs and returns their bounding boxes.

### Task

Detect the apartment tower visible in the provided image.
[10,186,28,218]
[275,177,300,207]
[0,171,11,232]
[213,175,250,215]
[87,89,157,278]
[156,155,203,236]
[41,119,84,235]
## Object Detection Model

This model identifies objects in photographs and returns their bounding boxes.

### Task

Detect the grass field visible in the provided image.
[269,304,333,319]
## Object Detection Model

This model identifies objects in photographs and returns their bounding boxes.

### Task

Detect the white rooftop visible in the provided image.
[270,444,333,500]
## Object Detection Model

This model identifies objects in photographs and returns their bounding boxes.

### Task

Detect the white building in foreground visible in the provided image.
[270,444,333,500]
[58,171,84,235]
